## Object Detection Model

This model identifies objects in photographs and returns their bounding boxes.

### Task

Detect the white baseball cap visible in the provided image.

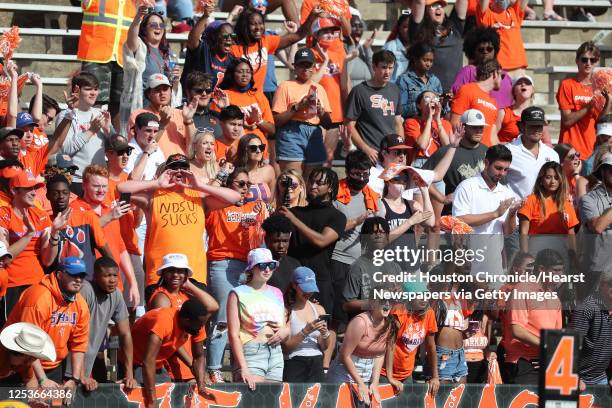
[156,253,193,276]
[0,323,56,362]
[244,248,278,272]
[0,241,12,260]
[597,122,612,137]
[146,73,171,90]
[461,109,487,126]
[511,74,534,87]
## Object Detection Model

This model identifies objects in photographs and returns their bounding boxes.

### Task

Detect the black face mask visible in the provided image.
[347,176,369,191]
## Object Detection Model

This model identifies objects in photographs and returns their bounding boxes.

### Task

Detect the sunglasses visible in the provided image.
[391,174,411,183]
[429,3,444,10]
[256,262,277,271]
[167,163,190,170]
[478,46,494,53]
[566,152,580,160]
[233,180,251,188]
[285,181,299,190]
[147,22,165,30]
[349,171,370,180]
[191,87,214,95]
[248,144,266,153]
[580,57,599,64]
[220,33,238,41]
[116,149,132,156]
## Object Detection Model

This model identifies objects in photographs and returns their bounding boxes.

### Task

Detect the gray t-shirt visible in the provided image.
[578,185,612,272]
[332,192,383,265]
[65,280,129,377]
[345,81,401,150]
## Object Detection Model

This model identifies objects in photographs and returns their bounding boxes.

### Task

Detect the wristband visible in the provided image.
[64,376,82,386]
[183,120,194,125]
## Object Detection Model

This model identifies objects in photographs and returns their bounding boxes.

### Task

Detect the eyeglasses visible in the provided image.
[256,262,277,271]
[248,144,266,153]
[191,87,213,95]
[478,46,494,53]
[220,33,237,41]
[147,22,165,30]
[233,180,251,188]
[580,57,599,64]
[349,170,370,180]
[196,126,215,134]
[566,152,580,160]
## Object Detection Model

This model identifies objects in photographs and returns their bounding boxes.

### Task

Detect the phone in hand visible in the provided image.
[318,314,331,324]
[120,192,131,203]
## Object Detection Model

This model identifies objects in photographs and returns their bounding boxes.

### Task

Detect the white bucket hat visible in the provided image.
[156,253,194,277]
[0,323,56,362]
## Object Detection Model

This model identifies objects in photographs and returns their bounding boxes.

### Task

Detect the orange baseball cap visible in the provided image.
[10,171,44,190]
[0,166,22,179]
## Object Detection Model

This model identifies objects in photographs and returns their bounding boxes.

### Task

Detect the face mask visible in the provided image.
[317,39,335,49]
[347,176,369,191]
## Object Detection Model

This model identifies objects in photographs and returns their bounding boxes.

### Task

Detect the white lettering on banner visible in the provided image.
[476,98,497,111]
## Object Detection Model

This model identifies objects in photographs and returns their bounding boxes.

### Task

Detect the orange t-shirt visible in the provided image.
[0,206,51,287]
[19,143,49,178]
[230,35,281,94]
[404,118,452,158]
[451,82,498,146]
[214,139,239,164]
[107,174,141,256]
[315,44,346,124]
[206,201,261,262]
[4,272,90,370]
[272,80,332,126]
[130,307,206,368]
[144,188,207,285]
[128,107,188,157]
[517,195,579,235]
[300,0,351,23]
[0,267,7,299]
[556,77,602,159]
[31,127,49,149]
[381,306,437,380]
[476,2,527,70]
[497,106,520,143]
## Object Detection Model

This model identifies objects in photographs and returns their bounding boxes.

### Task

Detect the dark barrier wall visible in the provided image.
[1,383,610,407]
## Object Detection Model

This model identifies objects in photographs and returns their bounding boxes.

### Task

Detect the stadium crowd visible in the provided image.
[0,0,610,406]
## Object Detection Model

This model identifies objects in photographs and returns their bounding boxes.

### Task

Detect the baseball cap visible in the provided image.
[294,48,315,65]
[292,267,319,293]
[0,160,23,179]
[311,17,340,35]
[10,171,44,190]
[520,106,546,125]
[379,134,412,151]
[593,155,612,176]
[59,256,87,276]
[597,122,612,137]
[146,73,171,90]
[0,127,24,141]
[47,154,79,172]
[165,153,190,170]
[512,74,534,87]
[426,0,447,6]
[16,112,36,129]
[135,112,160,129]
[244,248,278,272]
[461,109,486,126]
[156,253,193,276]
[0,323,56,362]
[0,241,12,260]
[105,136,133,153]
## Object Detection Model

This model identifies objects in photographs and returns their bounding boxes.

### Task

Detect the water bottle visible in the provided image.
[168,52,178,81]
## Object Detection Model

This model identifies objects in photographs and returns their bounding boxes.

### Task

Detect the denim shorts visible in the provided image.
[327,355,375,383]
[241,342,284,381]
[437,345,468,382]
[276,121,325,165]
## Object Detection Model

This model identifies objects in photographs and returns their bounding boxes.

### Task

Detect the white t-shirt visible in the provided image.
[124,141,166,181]
[505,136,559,199]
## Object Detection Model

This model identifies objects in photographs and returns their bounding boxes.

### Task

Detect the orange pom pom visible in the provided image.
[592,68,612,94]
[0,26,22,61]
[319,0,349,19]
[440,216,474,234]
[194,0,215,14]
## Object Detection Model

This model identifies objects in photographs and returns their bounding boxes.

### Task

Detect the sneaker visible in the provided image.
[208,370,226,384]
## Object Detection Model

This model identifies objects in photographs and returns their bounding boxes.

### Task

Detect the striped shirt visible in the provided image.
[568,294,612,384]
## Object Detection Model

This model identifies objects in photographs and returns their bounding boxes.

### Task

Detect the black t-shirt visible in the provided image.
[267,255,301,294]
[288,202,347,282]
[193,108,222,138]
[181,41,237,91]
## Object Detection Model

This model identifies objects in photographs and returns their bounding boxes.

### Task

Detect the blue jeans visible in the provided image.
[206,259,246,370]
[154,0,193,20]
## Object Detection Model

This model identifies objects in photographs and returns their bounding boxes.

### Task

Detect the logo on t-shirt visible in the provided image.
[245,48,269,70]
[476,98,496,111]
[370,95,395,116]
[574,95,592,103]
[400,322,426,351]
[456,161,485,180]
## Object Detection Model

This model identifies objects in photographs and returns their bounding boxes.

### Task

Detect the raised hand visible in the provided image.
[157,170,177,189]
[159,105,172,127]
[63,87,79,111]
[51,207,72,234]
[283,21,298,34]
[212,88,229,109]
[182,95,200,121]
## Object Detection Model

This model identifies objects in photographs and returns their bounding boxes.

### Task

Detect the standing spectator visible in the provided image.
[451,27,512,110]
[410,0,468,92]
[27,92,60,149]
[4,257,89,389]
[282,266,330,382]
[227,248,288,389]
[345,13,373,87]
[264,214,300,293]
[476,0,528,78]
[235,135,276,204]
[504,249,564,384]
[273,169,307,210]
[188,129,219,184]
[450,59,501,147]
[383,13,411,83]
[125,112,166,182]
[554,143,588,204]
[77,0,135,127]
[583,121,612,176]
[398,43,443,119]
[64,256,136,390]
[55,73,112,195]
[558,42,611,160]
[183,72,224,137]
[345,50,404,164]
[569,269,612,387]
[273,48,332,176]
[578,154,612,298]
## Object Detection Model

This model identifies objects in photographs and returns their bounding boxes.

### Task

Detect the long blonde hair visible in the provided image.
[188,129,218,180]
[273,169,307,209]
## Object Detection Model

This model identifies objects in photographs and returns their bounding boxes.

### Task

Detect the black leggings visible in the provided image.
[283,355,324,382]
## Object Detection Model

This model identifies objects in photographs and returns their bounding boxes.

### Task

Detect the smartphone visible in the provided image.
[318,314,331,324]
[468,320,480,332]
[120,192,131,203]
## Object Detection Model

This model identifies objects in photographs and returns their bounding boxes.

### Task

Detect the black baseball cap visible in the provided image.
[520,106,546,125]
[165,153,190,170]
[105,136,133,153]
[0,128,24,141]
[380,134,412,151]
[134,112,160,129]
[294,48,315,65]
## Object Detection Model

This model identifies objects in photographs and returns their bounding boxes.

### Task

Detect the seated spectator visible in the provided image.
[129,298,210,405]
[147,253,218,382]
[569,269,612,387]
[64,256,136,391]
[492,75,551,144]
[346,50,404,164]
[205,168,268,382]
[273,169,307,210]
[264,215,300,293]
[383,13,411,83]
[227,248,287,389]
[410,0,468,92]
[451,59,501,147]
[452,27,512,110]
[404,91,452,166]
[272,48,332,176]
[183,72,225,137]
[558,42,611,160]
[345,13,373,87]
[55,73,113,195]
[214,59,275,157]
[518,162,579,266]
[504,249,564,384]
[0,322,56,388]
[554,143,588,204]
[127,73,197,157]
[235,134,275,204]
[582,121,612,176]
[215,105,245,164]
[4,257,89,390]
[125,112,166,182]
[282,266,330,382]
[398,43,443,119]
[188,129,220,185]
[476,0,528,78]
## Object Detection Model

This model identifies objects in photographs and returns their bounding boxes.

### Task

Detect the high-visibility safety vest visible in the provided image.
[77,0,136,67]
